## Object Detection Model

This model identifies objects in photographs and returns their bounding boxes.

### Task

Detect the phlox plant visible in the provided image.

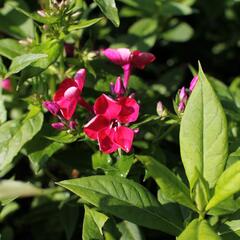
[1,0,240,240]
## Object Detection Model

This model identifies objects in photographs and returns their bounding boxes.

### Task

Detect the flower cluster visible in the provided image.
[44,48,155,154]
[178,75,198,113]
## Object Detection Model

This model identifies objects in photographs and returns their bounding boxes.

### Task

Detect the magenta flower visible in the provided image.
[53,69,86,120]
[103,48,155,89]
[51,122,65,130]
[111,76,125,97]
[83,94,139,154]
[1,79,12,92]
[189,75,198,92]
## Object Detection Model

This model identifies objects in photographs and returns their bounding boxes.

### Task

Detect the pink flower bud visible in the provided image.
[178,102,186,113]
[189,76,198,92]
[69,120,78,129]
[179,87,188,102]
[114,76,125,96]
[1,79,12,92]
[43,101,60,115]
[157,101,168,118]
[51,122,65,130]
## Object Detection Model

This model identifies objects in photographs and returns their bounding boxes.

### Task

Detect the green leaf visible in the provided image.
[6,53,48,77]
[178,219,221,240]
[68,17,103,31]
[58,176,183,236]
[0,0,34,38]
[25,133,64,174]
[112,18,158,51]
[162,22,194,42]
[160,2,194,17]
[117,221,144,240]
[92,152,134,177]
[83,205,109,240]
[180,63,228,189]
[0,106,43,172]
[14,6,59,24]
[206,161,240,210]
[94,0,120,27]
[21,40,62,79]
[0,180,42,201]
[0,98,7,125]
[0,39,25,60]
[137,155,196,211]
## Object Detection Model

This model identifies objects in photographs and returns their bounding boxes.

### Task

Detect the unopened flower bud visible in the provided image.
[179,87,188,103]
[178,102,186,113]
[37,10,46,17]
[114,76,125,96]
[189,75,198,92]
[64,43,74,58]
[51,122,65,129]
[69,120,78,129]
[43,101,60,115]
[1,79,12,92]
[156,101,168,118]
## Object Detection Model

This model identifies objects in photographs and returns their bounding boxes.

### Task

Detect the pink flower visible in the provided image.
[1,79,12,92]
[53,69,86,120]
[103,48,155,89]
[189,75,198,92]
[178,87,188,113]
[84,94,139,154]
[111,76,125,96]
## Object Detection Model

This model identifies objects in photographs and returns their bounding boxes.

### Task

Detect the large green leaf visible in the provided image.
[83,205,108,240]
[137,155,196,211]
[178,219,221,240]
[180,63,228,189]
[0,106,43,172]
[94,0,120,27]
[58,176,183,236]
[0,39,25,60]
[6,54,48,77]
[206,161,240,210]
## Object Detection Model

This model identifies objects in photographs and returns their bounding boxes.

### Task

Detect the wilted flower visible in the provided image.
[84,94,139,153]
[103,48,155,89]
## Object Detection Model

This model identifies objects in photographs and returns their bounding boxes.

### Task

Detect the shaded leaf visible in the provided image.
[58,176,183,236]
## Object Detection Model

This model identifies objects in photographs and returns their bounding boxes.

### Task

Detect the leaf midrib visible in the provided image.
[62,182,182,232]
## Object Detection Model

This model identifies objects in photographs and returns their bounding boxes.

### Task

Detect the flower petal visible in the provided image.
[98,127,119,154]
[103,48,131,66]
[117,97,140,123]
[57,98,78,120]
[53,78,78,102]
[114,126,134,153]
[94,94,122,120]
[131,50,156,69]
[74,68,86,92]
[84,115,110,140]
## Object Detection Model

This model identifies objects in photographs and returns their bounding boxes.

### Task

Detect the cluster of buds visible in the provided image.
[178,75,198,113]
